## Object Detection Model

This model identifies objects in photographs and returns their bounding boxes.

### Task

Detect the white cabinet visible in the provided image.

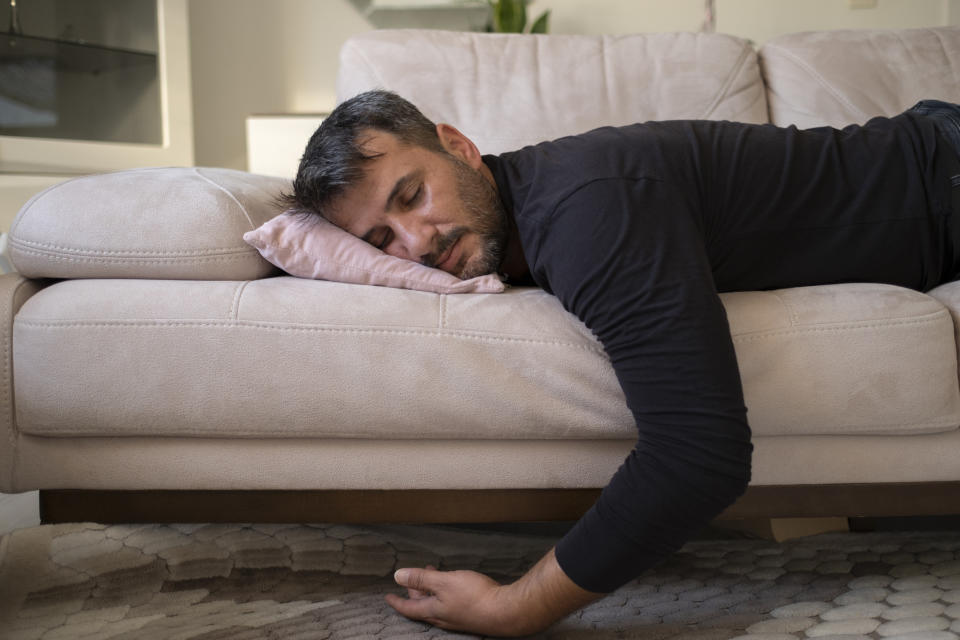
[245,114,326,180]
[0,0,193,174]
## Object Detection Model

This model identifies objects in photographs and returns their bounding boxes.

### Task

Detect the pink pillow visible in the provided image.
[243,211,505,294]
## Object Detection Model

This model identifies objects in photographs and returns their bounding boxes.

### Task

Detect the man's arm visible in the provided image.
[387,176,751,632]
[385,547,601,636]
[539,177,752,593]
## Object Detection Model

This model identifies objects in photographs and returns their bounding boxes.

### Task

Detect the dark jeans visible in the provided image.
[910,99,960,187]
[910,100,960,280]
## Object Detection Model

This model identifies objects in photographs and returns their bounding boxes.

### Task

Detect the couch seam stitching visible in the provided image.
[768,291,799,327]
[724,90,767,124]
[9,238,253,256]
[17,315,947,345]
[230,282,250,320]
[732,313,947,342]
[9,176,82,237]
[4,278,26,489]
[763,420,960,436]
[16,320,607,354]
[9,250,258,265]
[701,41,753,120]
[21,420,960,440]
[22,428,635,439]
[194,167,257,230]
[763,44,871,122]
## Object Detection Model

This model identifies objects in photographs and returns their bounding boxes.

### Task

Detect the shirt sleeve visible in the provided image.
[533,176,754,593]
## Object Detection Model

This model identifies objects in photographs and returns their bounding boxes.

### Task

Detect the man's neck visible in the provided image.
[480,157,530,283]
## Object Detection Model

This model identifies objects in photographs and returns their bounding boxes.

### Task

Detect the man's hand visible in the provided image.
[384,547,602,637]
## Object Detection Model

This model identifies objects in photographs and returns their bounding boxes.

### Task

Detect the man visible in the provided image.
[285,90,960,636]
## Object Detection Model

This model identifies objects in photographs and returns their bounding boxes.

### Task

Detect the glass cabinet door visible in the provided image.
[2,0,161,145]
[0,0,192,174]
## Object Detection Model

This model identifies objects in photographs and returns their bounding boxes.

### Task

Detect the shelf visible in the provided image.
[348,0,490,30]
[2,32,157,75]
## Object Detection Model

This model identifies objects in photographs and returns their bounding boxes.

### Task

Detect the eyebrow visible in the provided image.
[362,169,423,244]
[384,169,422,214]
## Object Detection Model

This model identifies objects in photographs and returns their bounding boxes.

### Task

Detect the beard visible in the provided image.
[432,156,510,280]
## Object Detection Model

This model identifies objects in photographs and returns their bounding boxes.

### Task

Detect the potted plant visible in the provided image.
[488,0,550,34]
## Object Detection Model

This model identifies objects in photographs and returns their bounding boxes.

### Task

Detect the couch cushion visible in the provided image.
[726,283,960,437]
[760,27,960,128]
[924,280,960,353]
[8,168,288,280]
[337,30,769,156]
[13,278,959,440]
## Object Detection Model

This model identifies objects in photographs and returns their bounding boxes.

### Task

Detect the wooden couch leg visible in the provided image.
[769,517,849,541]
[713,517,849,541]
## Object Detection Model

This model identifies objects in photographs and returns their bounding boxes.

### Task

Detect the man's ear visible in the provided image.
[436,123,484,169]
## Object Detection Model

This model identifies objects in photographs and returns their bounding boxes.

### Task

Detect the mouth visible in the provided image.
[437,236,461,275]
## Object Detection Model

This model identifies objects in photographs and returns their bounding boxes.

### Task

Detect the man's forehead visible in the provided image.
[324,133,403,229]
[357,128,402,156]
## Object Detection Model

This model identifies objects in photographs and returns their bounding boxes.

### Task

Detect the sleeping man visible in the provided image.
[283,90,960,636]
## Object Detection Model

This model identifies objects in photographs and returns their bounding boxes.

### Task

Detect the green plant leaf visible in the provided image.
[529,9,550,34]
[491,0,526,33]
[513,0,528,32]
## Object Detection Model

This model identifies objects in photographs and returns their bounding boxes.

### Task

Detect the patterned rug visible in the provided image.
[1,522,959,640]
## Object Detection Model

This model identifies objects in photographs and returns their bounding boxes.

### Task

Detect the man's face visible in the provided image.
[325,130,509,280]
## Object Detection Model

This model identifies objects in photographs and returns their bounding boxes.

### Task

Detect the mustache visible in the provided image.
[423,227,467,268]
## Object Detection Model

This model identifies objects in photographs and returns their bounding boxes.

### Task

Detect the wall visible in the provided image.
[534,0,704,34]
[537,0,957,37]
[188,0,370,170]
[716,0,952,45]
[189,0,957,171]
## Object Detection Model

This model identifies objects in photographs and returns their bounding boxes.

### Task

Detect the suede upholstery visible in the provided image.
[337,31,769,155]
[9,168,287,281]
[760,28,960,128]
[2,26,960,497]
[11,279,959,441]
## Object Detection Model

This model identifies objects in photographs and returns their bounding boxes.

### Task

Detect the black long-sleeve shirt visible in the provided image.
[483,112,958,593]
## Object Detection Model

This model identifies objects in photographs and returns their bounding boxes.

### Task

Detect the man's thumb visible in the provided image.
[394,567,436,591]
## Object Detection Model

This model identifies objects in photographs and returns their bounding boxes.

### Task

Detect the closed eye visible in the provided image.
[374,229,393,250]
[404,184,422,208]
[362,226,392,250]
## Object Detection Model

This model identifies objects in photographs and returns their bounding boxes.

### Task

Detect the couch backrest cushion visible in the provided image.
[337,30,769,156]
[760,26,960,129]
[9,167,288,280]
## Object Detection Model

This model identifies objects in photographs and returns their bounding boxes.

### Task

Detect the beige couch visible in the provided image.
[3,27,960,525]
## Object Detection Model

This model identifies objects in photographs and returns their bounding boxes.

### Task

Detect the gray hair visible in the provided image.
[280,90,444,218]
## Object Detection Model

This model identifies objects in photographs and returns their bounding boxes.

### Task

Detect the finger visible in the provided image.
[394,568,444,595]
[384,592,441,622]
[406,565,439,598]
[407,585,431,599]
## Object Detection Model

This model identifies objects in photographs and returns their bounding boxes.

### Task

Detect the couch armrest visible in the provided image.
[0,273,47,492]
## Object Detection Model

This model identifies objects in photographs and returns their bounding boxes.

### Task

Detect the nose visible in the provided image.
[390,215,436,264]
